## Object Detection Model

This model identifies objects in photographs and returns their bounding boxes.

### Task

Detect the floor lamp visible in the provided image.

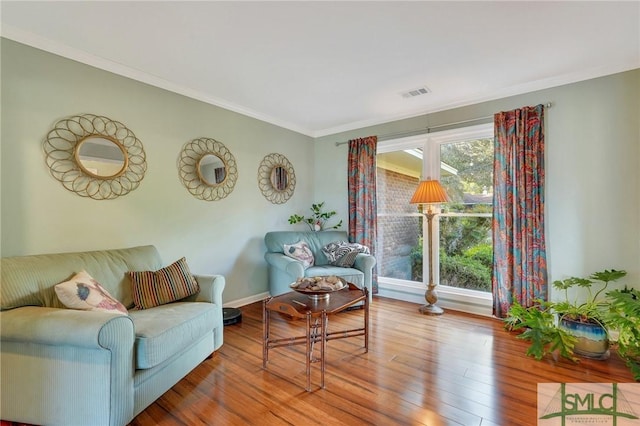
[410,179,449,315]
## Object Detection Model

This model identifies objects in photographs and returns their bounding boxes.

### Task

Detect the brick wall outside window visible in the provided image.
[376,168,422,280]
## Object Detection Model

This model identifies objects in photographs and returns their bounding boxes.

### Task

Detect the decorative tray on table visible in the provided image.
[290,276,347,300]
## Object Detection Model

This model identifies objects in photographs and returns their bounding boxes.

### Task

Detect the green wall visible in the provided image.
[1,38,315,303]
[316,69,640,297]
[2,38,638,306]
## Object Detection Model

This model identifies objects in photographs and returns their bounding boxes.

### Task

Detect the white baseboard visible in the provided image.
[225,284,493,318]
[224,292,270,308]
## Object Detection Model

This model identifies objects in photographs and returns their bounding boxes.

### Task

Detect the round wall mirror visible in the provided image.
[43,114,147,200]
[270,166,288,191]
[258,153,296,204]
[75,136,128,179]
[197,153,226,185]
[178,137,238,201]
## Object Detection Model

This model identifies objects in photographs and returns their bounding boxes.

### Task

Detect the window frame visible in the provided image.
[376,123,494,316]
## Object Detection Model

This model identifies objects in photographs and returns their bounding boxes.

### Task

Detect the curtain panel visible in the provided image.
[492,104,547,317]
[348,136,378,293]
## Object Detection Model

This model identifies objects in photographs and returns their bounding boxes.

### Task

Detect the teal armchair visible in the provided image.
[264,231,376,302]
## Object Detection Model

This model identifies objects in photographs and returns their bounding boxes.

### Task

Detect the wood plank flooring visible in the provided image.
[129,297,635,426]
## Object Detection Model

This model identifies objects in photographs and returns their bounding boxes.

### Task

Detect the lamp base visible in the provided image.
[419,304,444,315]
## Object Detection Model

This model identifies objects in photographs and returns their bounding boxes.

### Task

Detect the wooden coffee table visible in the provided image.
[262,283,369,391]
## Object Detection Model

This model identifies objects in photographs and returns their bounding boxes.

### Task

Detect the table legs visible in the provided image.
[306,313,312,391]
[263,294,368,391]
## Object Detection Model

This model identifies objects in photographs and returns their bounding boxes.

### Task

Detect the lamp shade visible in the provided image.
[410,180,449,204]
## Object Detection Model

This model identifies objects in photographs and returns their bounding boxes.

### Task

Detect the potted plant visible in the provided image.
[605,286,640,380]
[505,269,631,364]
[551,269,627,359]
[288,202,343,231]
[503,300,578,362]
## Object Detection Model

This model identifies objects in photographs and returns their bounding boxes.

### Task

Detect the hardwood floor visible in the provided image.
[129,297,635,426]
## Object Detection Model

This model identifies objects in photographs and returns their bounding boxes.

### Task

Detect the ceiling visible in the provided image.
[2,1,639,137]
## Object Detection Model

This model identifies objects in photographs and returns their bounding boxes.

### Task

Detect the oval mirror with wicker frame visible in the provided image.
[258,153,296,204]
[43,114,147,200]
[178,137,238,201]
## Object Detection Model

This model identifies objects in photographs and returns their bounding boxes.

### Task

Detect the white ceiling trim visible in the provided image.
[1,25,315,137]
[3,24,639,139]
[314,60,640,138]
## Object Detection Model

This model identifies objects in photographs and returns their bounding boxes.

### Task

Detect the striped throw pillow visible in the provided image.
[129,257,200,309]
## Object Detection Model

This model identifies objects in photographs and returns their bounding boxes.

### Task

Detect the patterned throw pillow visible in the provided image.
[322,241,370,268]
[55,270,128,315]
[128,257,200,309]
[283,241,315,269]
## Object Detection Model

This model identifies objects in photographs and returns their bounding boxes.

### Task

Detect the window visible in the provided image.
[376,123,494,315]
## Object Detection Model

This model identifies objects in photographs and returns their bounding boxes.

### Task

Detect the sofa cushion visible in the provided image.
[1,245,163,310]
[129,257,200,309]
[128,302,216,369]
[55,270,128,315]
[283,241,314,268]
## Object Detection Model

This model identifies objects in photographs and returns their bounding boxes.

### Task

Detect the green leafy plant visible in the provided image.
[505,300,578,362]
[440,251,491,291]
[504,269,640,381]
[605,287,640,380]
[288,202,342,231]
[552,269,627,325]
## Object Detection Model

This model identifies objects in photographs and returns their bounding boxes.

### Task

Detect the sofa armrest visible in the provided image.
[354,253,376,303]
[353,253,376,272]
[193,274,225,306]
[264,252,305,278]
[192,274,225,351]
[1,306,133,348]
[0,306,135,426]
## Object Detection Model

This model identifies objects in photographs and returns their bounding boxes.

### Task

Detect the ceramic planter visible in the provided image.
[560,317,610,360]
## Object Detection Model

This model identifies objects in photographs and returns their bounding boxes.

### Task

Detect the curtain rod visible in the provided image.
[335,102,552,146]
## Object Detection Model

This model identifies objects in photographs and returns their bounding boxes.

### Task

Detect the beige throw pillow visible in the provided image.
[283,241,315,269]
[55,270,128,315]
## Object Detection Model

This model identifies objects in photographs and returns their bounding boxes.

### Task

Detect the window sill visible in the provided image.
[377,278,493,317]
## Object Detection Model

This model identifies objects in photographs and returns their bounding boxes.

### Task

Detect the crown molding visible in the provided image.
[1,26,315,137]
[3,25,638,140]
[312,60,640,138]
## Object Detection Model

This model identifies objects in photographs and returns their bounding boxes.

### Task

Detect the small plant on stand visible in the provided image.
[288,202,343,231]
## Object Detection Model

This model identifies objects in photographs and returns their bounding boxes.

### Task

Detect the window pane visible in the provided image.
[377,215,422,280]
[376,151,422,283]
[440,138,493,212]
[439,138,493,292]
[439,215,492,292]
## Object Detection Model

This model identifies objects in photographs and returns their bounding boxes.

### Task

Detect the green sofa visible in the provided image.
[0,245,225,426]
[264,231,376,302]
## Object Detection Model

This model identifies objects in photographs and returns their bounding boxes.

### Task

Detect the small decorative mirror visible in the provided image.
[270,166,288,191]
[75,136,128,178]
[197,153,226,185]
[258,153,296,204]
[43,114,147,200]
[178,137,238,201]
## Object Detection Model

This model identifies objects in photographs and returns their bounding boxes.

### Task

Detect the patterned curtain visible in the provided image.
[348,136,378,293]
[492,104,547,318]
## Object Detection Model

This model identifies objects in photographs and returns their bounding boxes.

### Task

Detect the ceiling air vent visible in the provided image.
[401,86,431,98]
